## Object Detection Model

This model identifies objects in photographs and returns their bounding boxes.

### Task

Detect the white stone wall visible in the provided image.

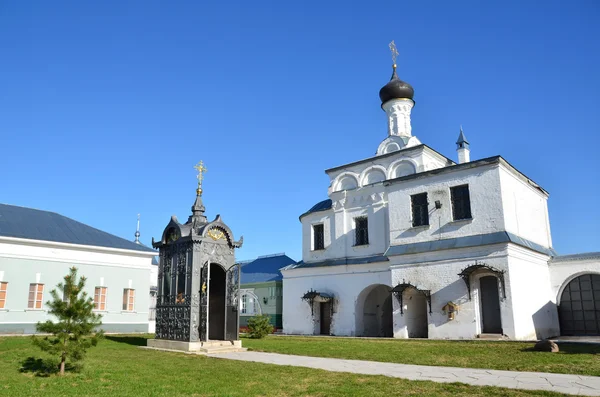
[505,245,559,340]
[282,262,391,336]
[388,163,504,245]
[302,186,389,262]
[549,255,600,302]
[499,166,552,248]
[389,244,514,339]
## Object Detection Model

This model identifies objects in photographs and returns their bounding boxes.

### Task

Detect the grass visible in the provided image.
[242,335,600,376]
[0,335,569,397]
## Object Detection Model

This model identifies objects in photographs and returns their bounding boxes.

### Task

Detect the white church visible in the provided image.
[281,54,600,340]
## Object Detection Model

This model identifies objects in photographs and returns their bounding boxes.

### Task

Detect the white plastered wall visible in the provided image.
[387,164,505,246]
[499,165,552,248]
[282,262,391,336]
[389,244,516,339]
[506,245,558,340]
[549,256,600,302]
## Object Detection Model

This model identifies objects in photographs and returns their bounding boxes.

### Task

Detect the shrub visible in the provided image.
[247,314,274,339]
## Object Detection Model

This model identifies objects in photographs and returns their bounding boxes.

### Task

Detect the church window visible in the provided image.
[354,217,369,246]
[313,224,325,250]
[411,193,429,227]
[451,185,472,220]
[0,282,7,309]
[122,289,135,311]
[28,284,44,309]
[240,292,262,315]
[241,294,247,313]
[94,287,107,311]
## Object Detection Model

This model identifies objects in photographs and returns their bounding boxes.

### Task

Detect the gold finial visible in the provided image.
[194,160,207,195]
[389,40,399,69]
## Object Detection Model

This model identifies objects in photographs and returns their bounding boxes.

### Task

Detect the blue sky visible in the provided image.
[1,1,598,261]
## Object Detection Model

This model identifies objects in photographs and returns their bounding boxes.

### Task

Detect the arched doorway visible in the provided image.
[404,288,428,338]
[559,274,600,336]
[480,276,502,334]
[356,284,393,337]
[209,263,226,340]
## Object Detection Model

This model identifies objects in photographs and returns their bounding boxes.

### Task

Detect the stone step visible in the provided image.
[202,347,247,354]
[477,333,507,340]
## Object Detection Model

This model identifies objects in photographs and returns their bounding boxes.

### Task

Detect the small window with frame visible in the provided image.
[411,192,429,227]
[354,216,369,246]
[451,184,472,221]
[122,289,135,312]
[28,284,44,309]
[312,224,325,251]
[0,282,7,309]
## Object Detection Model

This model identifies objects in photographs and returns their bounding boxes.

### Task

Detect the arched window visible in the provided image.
[240,291,262,316]
[384,142,400,154]
[335,175,358,191]
[393,161,416,178]
[363,169,386,186]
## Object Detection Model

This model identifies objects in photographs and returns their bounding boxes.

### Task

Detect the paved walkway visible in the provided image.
[208,351,600,396]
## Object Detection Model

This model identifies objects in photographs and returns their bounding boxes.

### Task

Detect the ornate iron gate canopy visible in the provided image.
[302,289,333,315]
[391,283,432,314]
[458,261,506,300]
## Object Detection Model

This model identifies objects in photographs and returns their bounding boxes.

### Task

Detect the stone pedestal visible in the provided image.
[146,338,244,354]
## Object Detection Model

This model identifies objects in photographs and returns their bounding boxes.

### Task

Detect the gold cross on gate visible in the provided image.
[194,161,207,187]
[389,40,399,66]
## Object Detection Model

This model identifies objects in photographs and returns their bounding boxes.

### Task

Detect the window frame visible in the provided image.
[312,223,325,251]
[241,293,248,314]
[122,288,135,312]
[28,283,44,309]
[354,216,369,246]
[411,192,430,227]
[450,184,472,221]
[94,287,107,311]
[0,282,7,309]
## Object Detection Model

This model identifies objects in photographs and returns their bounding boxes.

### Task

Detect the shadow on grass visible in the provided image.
[520,343,600,354]
[105,335,148,346]
[19,357,79,377]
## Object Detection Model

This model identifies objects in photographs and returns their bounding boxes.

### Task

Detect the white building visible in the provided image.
[281,60,600,340]
[0,204,156,334]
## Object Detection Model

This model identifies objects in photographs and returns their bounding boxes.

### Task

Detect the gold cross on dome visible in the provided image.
[194,161,207,188]
[389,40,399,66]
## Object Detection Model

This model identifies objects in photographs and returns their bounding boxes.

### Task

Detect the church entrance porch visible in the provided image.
[559,274,600,336]
[209,263,226,340]
[356,284,393,337]
[480,276,502,334]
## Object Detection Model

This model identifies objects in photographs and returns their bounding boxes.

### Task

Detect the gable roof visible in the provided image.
[239,253,296,283]
[0,203,155,253]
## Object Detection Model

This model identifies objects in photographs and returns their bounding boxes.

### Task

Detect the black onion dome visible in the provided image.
[379,67,414,104]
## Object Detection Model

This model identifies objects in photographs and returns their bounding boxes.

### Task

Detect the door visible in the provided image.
[209,263,226,340]
[559,274,600,336]
[225,265,240,341]
[480,276,502,334]
[320,301,331,335]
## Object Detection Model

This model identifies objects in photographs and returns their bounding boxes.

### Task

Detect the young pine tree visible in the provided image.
[33,267,103,375]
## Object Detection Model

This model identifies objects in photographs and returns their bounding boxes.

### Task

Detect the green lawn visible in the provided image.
[242,336,600,376]
[0,335,567,397]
